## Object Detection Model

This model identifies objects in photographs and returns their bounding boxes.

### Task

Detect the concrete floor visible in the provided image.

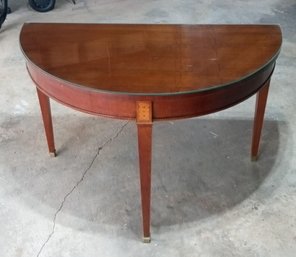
[1,0,296,256]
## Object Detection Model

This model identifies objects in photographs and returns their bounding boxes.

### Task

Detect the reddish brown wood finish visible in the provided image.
[26,61,275,120]
[137,124,152,242]
[19,23,282,242]
[20,23,281,95]
[136,101,153,242]
[36,87,56,157]
[251,79,270,161]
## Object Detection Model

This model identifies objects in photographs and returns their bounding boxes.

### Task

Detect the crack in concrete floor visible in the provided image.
[36,121,129,257]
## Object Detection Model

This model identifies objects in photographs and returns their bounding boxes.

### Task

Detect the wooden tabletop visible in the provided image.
[20,23,281,95]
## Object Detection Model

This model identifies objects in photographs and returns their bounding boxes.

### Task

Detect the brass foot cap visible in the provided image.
[50,150,57,157]
[251,156,258,162]
[143,237,151,243]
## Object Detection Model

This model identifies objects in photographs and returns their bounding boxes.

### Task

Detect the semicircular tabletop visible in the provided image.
[20,23,282,95]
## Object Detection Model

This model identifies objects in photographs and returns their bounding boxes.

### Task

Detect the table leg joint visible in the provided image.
[136,101,152,125]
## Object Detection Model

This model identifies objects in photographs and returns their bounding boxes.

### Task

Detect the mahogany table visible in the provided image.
[20,23,282,242]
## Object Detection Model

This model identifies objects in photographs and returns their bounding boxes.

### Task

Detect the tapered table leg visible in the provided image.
[136,101,153,243]
[251,79,270,161]
[36,88,56,157]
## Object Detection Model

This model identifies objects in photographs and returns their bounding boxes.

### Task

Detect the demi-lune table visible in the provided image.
[20,23,282,242]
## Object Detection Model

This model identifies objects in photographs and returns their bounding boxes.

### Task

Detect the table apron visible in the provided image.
[27,62,275,121]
